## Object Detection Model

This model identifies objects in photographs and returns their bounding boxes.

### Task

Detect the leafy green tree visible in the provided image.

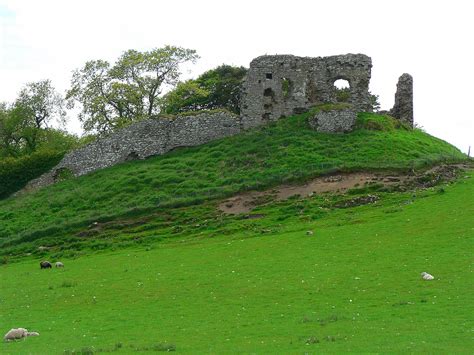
[162,65,247,115]
[2,80,67,153]
[67,46,199,134]
[369,92,381,112]
[335,88,381,112]
[0,79,74,157]
[0,103,20,157]
[160,81,209,114]
[15,79,66,129]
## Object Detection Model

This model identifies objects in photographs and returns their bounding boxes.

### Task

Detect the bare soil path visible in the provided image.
[219,164,470,214]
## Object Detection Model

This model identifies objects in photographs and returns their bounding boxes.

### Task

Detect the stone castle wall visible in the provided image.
[240,54,373,129]
[26,111,240,190]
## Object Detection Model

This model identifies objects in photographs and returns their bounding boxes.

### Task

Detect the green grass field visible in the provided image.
[1,169,473,353]
[0,112,472,353]
[0,113,466,259]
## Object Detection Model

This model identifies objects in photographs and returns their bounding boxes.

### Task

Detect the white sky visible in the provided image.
[0,0,472,153]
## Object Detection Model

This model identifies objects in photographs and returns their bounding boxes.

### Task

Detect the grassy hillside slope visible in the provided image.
[1,170,472,353]
[0,113,466,258]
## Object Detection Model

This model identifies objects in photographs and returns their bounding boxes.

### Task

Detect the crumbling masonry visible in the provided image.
[240,54,373,129]
[240,54,413,130]
[390,73,413,126]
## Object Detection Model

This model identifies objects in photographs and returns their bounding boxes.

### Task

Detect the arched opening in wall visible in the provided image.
[126,151,140,161]
[281,78,291,99]
[333,79,351,103]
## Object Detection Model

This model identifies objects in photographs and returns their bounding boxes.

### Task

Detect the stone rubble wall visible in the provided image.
[308,109,357,133]
[390,73,414,127]
[26,111,240,190]
[240,54,372,129]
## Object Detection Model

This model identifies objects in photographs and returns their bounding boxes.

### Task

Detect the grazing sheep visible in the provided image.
[55,261,64,268]
[40,261,52,269]
[4,328,28,341]
[421,272,434,280]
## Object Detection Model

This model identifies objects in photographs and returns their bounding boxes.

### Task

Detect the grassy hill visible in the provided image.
[0,112,467,259]
[1,166,472,353]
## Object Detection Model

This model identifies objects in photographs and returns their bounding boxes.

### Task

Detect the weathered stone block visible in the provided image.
[308,109,357,133]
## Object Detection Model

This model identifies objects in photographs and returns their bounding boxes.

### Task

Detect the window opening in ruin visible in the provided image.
[306,80,318,103]
[333,79,351,103]
[266,73,273,79]
[282,78,291,99]
[263,88,274,97]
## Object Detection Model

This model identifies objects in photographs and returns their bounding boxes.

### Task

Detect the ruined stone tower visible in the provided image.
[390,73,414,126]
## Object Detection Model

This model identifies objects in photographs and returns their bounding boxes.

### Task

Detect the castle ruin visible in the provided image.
[240,54,373,129]
[25,53,414,191]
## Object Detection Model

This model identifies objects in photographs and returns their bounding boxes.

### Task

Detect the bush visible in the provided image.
[0,150,65,199]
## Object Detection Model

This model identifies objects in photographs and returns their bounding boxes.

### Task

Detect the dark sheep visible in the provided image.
[40,261,52,269]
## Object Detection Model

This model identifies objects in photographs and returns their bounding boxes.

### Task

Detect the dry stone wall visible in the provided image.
[26,111,240,190]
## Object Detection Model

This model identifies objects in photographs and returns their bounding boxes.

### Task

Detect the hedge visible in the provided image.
[0,150,65,199]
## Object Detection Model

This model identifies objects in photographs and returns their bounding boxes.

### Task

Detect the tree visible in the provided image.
[334,87,381,112]
[161,65,247,115]
[0,80,71,157]
[15,79,66,129]
[0,103,18,157]
[369,92,381,112]
[160,81,210,114]
[67,45,199,134]
[9,80,67,152]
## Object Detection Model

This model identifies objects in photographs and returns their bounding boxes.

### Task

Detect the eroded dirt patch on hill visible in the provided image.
[219,164,470,214]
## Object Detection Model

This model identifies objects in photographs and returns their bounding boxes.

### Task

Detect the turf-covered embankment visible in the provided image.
[0,112,467,257]
[1,170,473,353]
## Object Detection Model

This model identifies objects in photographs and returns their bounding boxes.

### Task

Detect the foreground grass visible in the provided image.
[0,113,466,257]
[1,171,472,353]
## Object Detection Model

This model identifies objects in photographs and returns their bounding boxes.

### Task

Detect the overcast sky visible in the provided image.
[1,0,472,153]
